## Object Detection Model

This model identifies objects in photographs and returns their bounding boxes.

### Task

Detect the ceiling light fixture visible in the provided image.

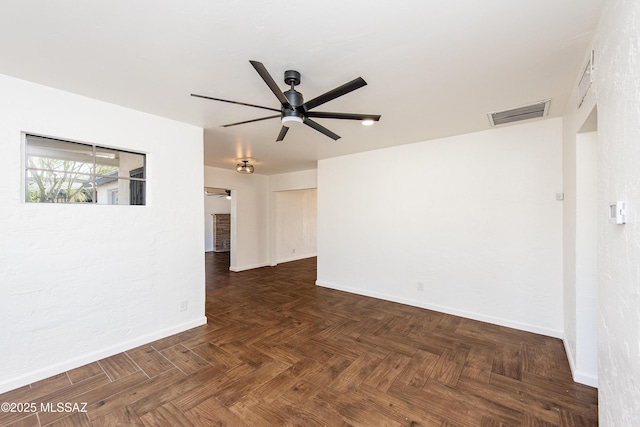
[281,115,304,127]
[236,160,254,174]
[361,119,375,126]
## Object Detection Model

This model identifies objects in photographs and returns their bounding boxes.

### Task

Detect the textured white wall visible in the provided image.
[318,119,564,336]
[591,0,640,424]
[0,74,206,393]
[275,189,317,263]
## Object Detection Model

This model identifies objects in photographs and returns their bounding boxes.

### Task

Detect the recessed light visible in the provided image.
[361,119,375,126]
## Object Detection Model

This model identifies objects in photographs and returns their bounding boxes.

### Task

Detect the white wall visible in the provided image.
[0,74,206,393]
[588,0,640,424]
[575,130,598,384]
[563,103,599,388]
[275,189,317,263]
[269,169,318,192]
[203,166,269,271]
[317,118,564,337]
[204,194,231,252]
[562,44,601,386]
[269,169,318,265]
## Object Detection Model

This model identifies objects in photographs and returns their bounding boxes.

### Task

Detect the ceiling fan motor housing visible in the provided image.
[284,89,303,108]
[282,85,304,127]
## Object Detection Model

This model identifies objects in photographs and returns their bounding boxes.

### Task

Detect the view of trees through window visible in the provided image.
[25,135,146,205]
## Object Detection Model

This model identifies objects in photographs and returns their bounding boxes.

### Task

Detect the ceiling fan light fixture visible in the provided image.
[192,60,381,142]
[236,160,254,174]
[281,115,303,127]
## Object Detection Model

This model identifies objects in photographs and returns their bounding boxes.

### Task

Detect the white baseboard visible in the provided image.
[276,253,317,265]
[315,280,563,339]
[563,335,599,388]
[0,316,207,395]
[231,255,316,271]
[563,337,577,376]
[229,262,270,272]
[573,370,598,388]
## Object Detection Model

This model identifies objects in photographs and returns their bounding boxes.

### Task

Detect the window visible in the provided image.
[25,134,146,205]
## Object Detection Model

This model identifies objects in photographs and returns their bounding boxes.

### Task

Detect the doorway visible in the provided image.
[204,187,232,268]
[574,106,598,385]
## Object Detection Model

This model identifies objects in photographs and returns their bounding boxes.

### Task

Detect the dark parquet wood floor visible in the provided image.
[0,253,598,426]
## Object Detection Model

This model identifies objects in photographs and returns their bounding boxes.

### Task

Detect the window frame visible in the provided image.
[24,134,147,205]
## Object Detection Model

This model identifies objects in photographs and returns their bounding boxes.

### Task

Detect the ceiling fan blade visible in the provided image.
[249,60,291,108]
[276,126,289,142]
[303,117,340,140]
[190,93,280,113]
[306,111,381,121]
[303,77,367,111]
[222,115,280,127]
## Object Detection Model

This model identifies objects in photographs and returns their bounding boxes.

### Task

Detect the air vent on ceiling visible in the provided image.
[487,99,551,127]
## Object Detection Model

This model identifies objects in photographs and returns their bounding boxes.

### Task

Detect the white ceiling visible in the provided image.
[0,0,604,175]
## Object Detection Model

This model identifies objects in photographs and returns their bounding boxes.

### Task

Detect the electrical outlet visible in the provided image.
[180,300,188,312]
[417,282,424,291]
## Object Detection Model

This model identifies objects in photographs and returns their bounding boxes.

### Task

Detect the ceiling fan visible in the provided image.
[204,187,231,198]
[191,60,381,142]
